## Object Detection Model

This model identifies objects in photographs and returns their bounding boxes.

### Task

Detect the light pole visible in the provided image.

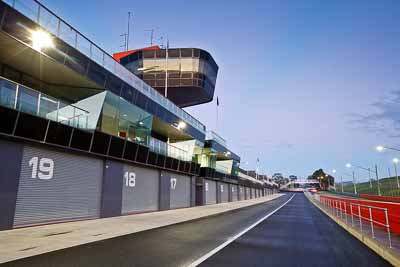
[341,176,344,193]
[393,158,400,189]
[346,162,375,189]
[346,164,357,194]
[164,39,169,98]
[375,164,381,196]
[376,145,400,153]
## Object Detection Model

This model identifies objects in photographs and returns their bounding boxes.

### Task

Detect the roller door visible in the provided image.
[122,165,159,214]
[205,179,217,205]
[246,187,251,200]
[169,172,191,209]
[239,186,245,200]
[231,184,238,201]
[219,183,229,203]
[252,188,256,199]
[13,145,103,227]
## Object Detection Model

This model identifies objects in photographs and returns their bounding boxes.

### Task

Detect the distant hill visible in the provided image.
[339,177,400,197]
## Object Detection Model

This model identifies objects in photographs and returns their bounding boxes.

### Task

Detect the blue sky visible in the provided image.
[42,0,400,181]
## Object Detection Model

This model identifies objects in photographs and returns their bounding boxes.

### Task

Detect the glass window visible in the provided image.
[57,102,75,126]
[15,0,39,23]
[180,48,193,57]
[17,86,39,115]
[38,7,59,36]
[39,95,58,120]
[155,50,166,58]
[59,21,76,48]
[143,50,156,59]
[168,49,179,58]
[0,79,17,108]
[181,58,194,72]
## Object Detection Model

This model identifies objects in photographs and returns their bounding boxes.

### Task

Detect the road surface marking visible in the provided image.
[189,193,296,267]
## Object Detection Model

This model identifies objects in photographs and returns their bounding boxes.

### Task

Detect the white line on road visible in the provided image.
[188,193,296,267]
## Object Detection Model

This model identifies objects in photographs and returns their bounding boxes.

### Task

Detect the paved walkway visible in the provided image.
[0,194,283,264]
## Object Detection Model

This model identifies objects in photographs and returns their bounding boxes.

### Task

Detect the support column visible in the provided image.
[100,160,123,218]
[0,140,23,230]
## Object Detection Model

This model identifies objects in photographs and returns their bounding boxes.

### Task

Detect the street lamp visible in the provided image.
[346,163,375,188]
[346,163,357,194]
[393,158,400,188]
[376,145,400,153]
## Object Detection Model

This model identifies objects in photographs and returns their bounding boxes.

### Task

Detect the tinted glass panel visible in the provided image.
[180,49,193,57]
[143,50,156,58]
[0,79,17,108]
[156,50,166,58]
[168,49,179,58]
[17,86,38,115]
[87,62,107,87]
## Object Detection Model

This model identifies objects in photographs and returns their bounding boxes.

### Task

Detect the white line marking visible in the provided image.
[188,194,296,267]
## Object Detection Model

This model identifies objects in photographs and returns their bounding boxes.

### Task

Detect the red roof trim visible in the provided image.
[113,45,161,62]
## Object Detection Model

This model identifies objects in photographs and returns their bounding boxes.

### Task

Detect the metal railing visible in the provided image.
[206,130,227,147]
[3,0,205,134]
[148,137,191,162]
[0,76,90,129]
[310,194,393,249]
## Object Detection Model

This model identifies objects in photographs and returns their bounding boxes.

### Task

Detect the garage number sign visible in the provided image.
[29,157,54,180]
[124,172,136,187]
[170,178,177,190]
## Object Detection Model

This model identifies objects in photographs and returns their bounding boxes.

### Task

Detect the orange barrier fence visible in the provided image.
[320,194,400,236]
[360,194,400,203]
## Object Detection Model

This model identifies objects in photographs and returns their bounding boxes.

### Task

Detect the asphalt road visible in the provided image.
[2,193,390,267]
[201,193,391,267]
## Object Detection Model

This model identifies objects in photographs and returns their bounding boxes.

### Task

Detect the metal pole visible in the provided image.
[368,168,372,189]
[369,207,374,238]
[353,171,357,194]
[384,209,392,248]
[358,205,362,232]
[375,164,381,196]
[350,203,354,226]
[164,39,169,98]
[395,163,399,189]
[344,201,348,224]
[341,176,344,193]
[127,12,131,51]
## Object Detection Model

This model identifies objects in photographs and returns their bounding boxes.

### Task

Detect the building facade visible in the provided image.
[0,0,274,231]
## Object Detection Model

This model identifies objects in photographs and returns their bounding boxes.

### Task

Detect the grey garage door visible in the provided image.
[122,165,159,214]
[230,184,238,201]
[13,145,103,227]
[239,186,245,200]
[205,179,217,205]
[219,182,229,203]
[246,187,251,199]
[252,188,256,198]
[169,172,191,209]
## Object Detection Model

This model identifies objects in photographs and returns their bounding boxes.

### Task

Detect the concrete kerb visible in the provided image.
[305,193,400,267]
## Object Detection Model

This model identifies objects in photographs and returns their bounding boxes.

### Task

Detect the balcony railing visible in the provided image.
[3,0,205,134]
[149,137,191,162]
[206,130,227,147]
[0,76,89,129]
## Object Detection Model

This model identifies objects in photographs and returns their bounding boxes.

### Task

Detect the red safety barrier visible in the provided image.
[320,194,400,235]
[359,194,400,203]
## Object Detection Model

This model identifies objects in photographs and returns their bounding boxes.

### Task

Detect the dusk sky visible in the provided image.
[42,0,400,181]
